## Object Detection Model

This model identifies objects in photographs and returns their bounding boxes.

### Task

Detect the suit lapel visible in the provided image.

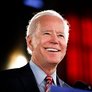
[19,63,40,92]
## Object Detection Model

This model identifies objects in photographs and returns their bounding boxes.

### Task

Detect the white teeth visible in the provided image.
[46,48,58,51]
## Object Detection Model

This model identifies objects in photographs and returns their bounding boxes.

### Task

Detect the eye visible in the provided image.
[43,32,50,35]
[58,34,64,38]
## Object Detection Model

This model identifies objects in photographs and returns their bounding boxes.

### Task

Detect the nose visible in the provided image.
[50,33,59,44]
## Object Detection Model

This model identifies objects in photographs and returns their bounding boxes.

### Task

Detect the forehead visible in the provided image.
[36,15,64,30]
[37,15,63,23]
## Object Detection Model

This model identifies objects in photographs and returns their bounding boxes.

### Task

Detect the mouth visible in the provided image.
[45,48,61,52]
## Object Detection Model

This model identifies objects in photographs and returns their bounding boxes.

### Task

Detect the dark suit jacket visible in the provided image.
[0,63,70,92]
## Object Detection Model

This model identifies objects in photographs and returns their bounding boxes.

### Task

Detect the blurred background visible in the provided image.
[0,0,92,89]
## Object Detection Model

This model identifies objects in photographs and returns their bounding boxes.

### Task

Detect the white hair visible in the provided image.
[26,10,70,54]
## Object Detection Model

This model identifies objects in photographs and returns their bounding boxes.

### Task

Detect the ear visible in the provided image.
[26,35,33,51]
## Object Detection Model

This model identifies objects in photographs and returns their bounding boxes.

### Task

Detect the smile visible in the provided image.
[45,48,61,52]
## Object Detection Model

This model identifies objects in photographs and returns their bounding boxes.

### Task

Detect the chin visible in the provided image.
[47,59,60,64]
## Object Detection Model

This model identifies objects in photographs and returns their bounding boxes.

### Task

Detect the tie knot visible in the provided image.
[45,75,53,85]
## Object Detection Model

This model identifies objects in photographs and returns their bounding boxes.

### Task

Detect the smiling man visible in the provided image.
[0,10,70,92]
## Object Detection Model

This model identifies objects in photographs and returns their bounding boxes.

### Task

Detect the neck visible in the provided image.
[31,58,57,75]
[41,63,57,75]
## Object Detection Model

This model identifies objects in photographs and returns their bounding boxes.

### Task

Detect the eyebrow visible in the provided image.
[42,30,64,33]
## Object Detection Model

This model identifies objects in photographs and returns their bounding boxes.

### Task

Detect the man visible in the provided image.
[0,10,70,92]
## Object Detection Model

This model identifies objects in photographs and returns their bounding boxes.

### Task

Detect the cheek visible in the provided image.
[63,46,67,53]
[32,39,45,54]
[61,43,67,51]
[40,37,49,46]
[31,37,40,51]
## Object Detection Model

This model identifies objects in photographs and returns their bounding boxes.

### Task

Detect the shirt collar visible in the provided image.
[29,60,57,85]
[51,71,57,85]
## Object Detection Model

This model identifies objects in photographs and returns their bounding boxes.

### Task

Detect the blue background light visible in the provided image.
[23,0,44,9]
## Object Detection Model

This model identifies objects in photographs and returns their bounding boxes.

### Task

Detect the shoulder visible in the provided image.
[0,63,36,92]
[0,63,30,79]
[0,67,24,91]
[0,68,22,83]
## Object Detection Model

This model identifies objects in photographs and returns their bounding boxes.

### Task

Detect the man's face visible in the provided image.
[29,15,67,65]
